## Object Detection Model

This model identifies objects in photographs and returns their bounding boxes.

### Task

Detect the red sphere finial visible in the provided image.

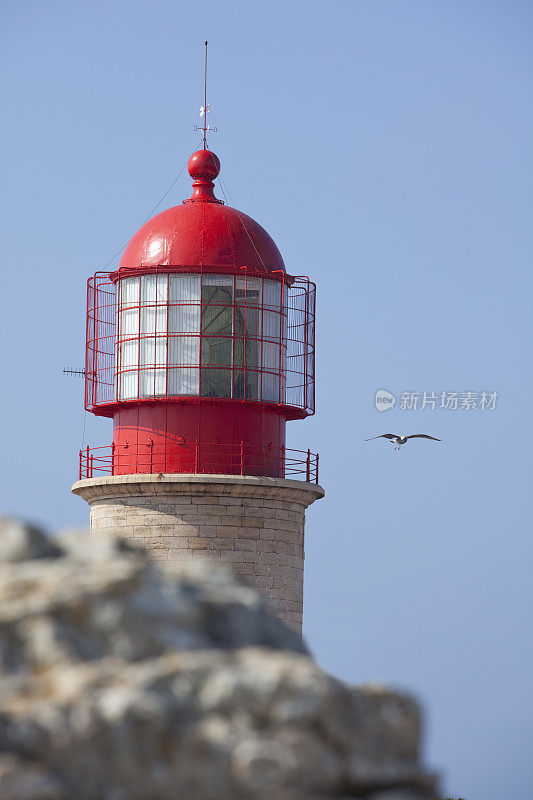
[186,149,221,203]
[188,149,220,180]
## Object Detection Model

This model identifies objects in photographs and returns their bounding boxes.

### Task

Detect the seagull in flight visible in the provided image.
[365,433,441,451]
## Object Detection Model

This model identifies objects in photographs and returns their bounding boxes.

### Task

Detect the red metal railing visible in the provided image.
[78,442,319,484]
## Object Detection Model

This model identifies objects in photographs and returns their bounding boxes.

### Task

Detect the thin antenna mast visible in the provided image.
[195,40,217,144]
[203,40,208,149]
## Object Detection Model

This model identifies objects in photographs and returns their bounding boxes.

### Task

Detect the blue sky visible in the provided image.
[1,1,532,797]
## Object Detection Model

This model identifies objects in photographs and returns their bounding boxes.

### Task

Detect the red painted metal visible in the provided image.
[118,150,285,277]
[79,443,319,484]
[111,399,287,476]
[187,149,221,203]
[81,148,317,479]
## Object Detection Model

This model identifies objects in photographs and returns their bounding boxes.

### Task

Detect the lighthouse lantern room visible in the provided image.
[82,148,317,482]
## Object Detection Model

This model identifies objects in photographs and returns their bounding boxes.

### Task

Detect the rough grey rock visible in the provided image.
[0,521,304,672]
[0,518,439,800]
[0,754,63,800]
[0,518,62,564]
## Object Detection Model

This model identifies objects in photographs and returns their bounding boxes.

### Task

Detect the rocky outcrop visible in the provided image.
[0,518,438,800]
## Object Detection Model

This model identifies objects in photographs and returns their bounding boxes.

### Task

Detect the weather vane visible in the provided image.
[195,40,217,147]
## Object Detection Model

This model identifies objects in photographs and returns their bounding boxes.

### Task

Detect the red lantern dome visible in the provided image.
[118,150,285,276]
[82,148,317,481]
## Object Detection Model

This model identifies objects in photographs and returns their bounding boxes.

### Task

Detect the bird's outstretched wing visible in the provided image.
[365,434,399,441]
[405,434,441,441]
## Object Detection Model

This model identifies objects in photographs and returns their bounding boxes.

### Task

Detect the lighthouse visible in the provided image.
[72,133,323,631]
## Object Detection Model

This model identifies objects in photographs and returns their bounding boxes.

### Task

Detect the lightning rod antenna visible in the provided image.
[195,41,217,145]
[203,40,208,149]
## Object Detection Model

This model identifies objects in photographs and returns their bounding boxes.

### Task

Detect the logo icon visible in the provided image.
[375,389,396,412]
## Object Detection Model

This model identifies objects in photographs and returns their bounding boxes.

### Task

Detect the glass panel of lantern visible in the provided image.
[117,278,140,400]
[139,336,166,397]
[139,275,167,398]
[118,343,138,400]
[141,274,167,331]
[234,277,261,400]
[168,275,201,396]
[120,277,140,307]
[261,280,283,403]
[262,278,281,310]
[284,337,303,409]
[118,278,140,342]
[168,275,201,332]
[201,275,233,398]
[262,372,280,403]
